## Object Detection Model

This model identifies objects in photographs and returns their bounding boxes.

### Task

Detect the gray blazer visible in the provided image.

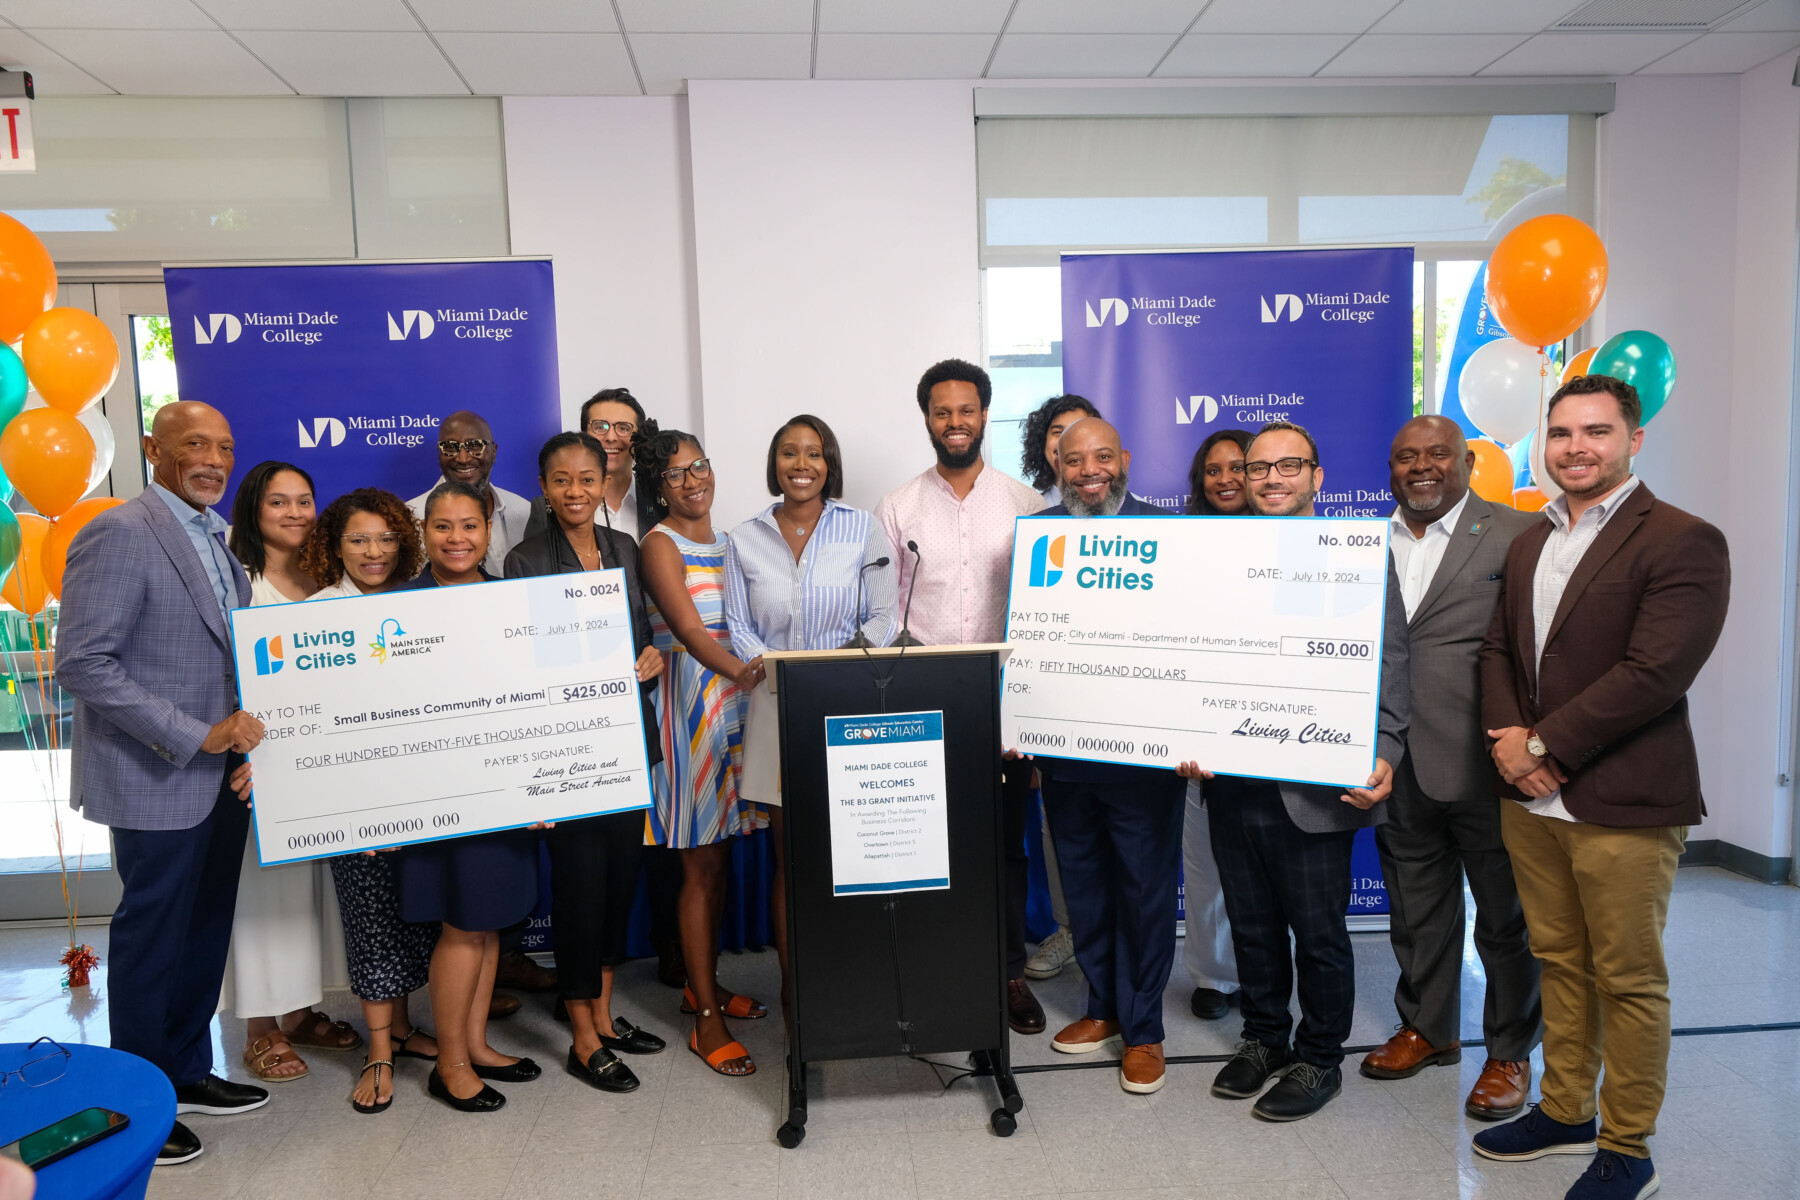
[59,489,252,831]
[1402,496,1542,802]
[1261,559,1412,835]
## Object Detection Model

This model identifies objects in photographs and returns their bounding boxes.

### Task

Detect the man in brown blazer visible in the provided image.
[1474,374,1729,1200]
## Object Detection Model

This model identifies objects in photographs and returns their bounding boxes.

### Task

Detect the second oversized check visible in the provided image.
[230,572,653,865]
[1002,515,1391,788]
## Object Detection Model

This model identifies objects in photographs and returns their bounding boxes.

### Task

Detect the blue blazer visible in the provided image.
[59,488,252,831]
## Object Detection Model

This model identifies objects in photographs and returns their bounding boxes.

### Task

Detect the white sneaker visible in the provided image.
[1025,926,1074,980]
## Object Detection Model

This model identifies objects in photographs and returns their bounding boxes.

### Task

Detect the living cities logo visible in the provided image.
[254,635,284,675]
[1028,535,1065,587]
[254,628,356,674]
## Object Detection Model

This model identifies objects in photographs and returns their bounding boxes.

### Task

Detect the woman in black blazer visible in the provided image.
[504,432,666,1094]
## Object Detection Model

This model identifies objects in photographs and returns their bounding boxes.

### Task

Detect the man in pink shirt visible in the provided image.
[875,358,1048,1035]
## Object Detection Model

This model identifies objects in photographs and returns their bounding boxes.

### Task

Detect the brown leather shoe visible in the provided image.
[1464,1058,1530,1120]
[1120,1043,1165,1094]
[1359,1026,1461,1079]
[1007,979,1046,1035]
[488,991,521,1020]
[496,951,558,992]
[1051,1016,1121,1054]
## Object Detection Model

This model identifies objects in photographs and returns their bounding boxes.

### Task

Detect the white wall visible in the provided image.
[503,96,703,437]
[685,80,981,527]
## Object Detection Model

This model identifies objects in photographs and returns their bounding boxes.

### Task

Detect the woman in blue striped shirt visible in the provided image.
[723,414,898,989]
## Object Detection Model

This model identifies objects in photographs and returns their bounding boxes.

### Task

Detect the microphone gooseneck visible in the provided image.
[893,539,924,648]
[839,555,891,649]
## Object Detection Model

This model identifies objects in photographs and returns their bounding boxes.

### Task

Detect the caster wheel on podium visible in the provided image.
[989,1109,1016,1137]
[777,1122,805,1149]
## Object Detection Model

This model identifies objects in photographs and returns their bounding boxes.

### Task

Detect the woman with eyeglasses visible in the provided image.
[1021,394,1101,502]
[1186,429,1254,516]
[634,419,766,1078]
[299,488,441,1114]
[504,432,668,1095]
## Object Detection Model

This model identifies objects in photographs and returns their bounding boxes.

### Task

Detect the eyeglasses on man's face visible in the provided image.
[661,458,713,486]
[438,439,493,458]
[587,420,636,438]
[1244,457,1317,480]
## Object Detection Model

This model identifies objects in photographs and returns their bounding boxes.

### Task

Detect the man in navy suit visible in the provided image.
[59,401,269,1166]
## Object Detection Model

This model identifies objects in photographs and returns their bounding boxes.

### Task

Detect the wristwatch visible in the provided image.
[1525,731,1548,759]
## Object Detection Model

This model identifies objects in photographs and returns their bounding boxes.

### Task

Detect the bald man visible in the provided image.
[1360,415,1544,1120]
[58,402,268,1165]
[408,409,531,576]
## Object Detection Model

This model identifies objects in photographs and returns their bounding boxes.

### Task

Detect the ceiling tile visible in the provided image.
[0,0,212,29]
[1318,33,1528,75]
[408,0,618,32]
[1479,31,1699,73]
[814,32,993,77]
[1007,0,1204,35]
[1721,0,1800,30]
[236,30,468,94]
[26,28,290,93]
[988,32,1175,77]
[1156,32,1355,75]
[819,0,1012,33]
[627,32,811,93]
[0,28,114,92]
[435,30,636,92]
[1194,0,1396,35]
[614,0,813,33]
[1636,28,1800,69]
[193,0,418,31]
[1372,0,1586,34]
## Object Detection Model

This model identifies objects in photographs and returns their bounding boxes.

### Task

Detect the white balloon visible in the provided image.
[1458,338,1547,446]
[79,405,115,496]
[1528,409,1563,503]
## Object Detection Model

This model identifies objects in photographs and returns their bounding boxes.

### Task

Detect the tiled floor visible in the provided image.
[2,864,1798,1198]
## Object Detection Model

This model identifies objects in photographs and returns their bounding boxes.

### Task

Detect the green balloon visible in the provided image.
[0,342,24,431]
[0,502,20,595]
[1588,330,1675,425]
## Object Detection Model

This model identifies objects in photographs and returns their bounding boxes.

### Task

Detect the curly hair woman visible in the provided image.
[1021,394,1100,496]
[299,487,424,596]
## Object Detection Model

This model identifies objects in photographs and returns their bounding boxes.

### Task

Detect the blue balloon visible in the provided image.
[0,342,23,431]
[1507,432,1533,490]
[0,502,20,593]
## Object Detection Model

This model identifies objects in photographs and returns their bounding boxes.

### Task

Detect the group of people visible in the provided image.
[54,356,1725,1200]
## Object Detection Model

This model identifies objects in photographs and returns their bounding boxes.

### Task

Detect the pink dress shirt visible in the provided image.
[873,463,1046,647]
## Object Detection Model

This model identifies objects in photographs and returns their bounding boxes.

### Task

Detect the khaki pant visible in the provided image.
[1499,802,1685,1157]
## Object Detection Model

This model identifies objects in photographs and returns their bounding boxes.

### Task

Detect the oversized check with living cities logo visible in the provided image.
[228,572,653,865]
[1001,514,1391,789]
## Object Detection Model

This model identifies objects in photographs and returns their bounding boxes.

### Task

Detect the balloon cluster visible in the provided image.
[0,213,125,614]
[1454,214,1676,510]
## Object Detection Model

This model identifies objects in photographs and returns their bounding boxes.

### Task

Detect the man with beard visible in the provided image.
[1181,419,1410,1121]
[58,402,268,1165]
[408,409,531,577]
[1026,417,1186,1095]
[1474,375,1727,1200]
[875,358,1049,1036]
[1360,415,1542,1121]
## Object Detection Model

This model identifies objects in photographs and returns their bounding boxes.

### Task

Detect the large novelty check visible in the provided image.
[1001,515,1391,788]
[229,572,653,865]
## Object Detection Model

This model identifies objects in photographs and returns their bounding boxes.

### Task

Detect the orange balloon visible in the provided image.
[0,408,97,518]
[22,308,119,415]
[1560,347,1597,386]
[1469,438,1513,504]
[1512,487,1551,513]
[0,212,56,346]
[1,513,49,615]
[42,496,124,599]
[1485,215,1608,349]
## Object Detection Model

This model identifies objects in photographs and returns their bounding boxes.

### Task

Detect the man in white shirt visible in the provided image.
[1360,415,1543,1122]
[407,410,530,577]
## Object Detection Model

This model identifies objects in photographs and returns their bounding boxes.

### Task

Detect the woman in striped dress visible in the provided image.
[634,420,767,1078]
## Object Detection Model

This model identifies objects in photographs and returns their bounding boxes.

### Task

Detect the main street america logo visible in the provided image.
[1085,298,1129,327]
[387,310,436,340]
[1028,535,1066,587]
[1260,294,1304,323]
[194,313,242,344]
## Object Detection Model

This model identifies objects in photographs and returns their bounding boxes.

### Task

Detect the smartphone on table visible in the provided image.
[0,1107,130,1170]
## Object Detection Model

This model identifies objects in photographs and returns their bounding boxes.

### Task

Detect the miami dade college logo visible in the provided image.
[193,313,242,344]
[386,310,435,340]
[1028,535,1066,587]
[1260,294,1304,323]
[1176,396,1217,425]
[297,417,345,448]
[1085,298,1128,327]
[254,635,284,675]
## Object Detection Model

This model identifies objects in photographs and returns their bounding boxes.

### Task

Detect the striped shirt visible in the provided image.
[1522,474,1641,823]
[723,499,898,659]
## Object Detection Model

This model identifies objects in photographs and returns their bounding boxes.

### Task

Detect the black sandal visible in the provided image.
[352,1058,394,1114]
[393,1028,438,1062]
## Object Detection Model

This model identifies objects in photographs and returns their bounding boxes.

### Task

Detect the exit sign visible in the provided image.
[0,99,34,173]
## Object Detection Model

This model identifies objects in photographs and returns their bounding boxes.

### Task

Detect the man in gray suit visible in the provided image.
[59,401,268,1166]
[1360,416,1543,1120]
[1179,419,1411,1122]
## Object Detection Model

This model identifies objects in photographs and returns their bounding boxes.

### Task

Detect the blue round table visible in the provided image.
[0,1042,172,1200]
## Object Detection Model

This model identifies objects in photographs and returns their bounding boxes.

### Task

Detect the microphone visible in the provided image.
[893,539,924,647]
[840,556,891,649]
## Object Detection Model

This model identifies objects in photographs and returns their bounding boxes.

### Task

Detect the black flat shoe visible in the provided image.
[472,1056,541,1083]
[156,1121,203,1166]
[601,1017,666,1056]
[174,1074,269,1115]
[428,1067,506,1112]
[565,1046,641,1093]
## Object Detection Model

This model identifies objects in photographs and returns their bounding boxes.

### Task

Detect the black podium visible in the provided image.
[766,643,1022,1148]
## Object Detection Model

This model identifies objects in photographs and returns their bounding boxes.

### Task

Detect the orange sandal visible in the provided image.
[680,986,767,1020]
[688,1028,755,1077]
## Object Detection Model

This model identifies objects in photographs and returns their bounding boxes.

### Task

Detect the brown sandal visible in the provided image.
[284,1010,363,1051]
[242,1035,309,1082]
